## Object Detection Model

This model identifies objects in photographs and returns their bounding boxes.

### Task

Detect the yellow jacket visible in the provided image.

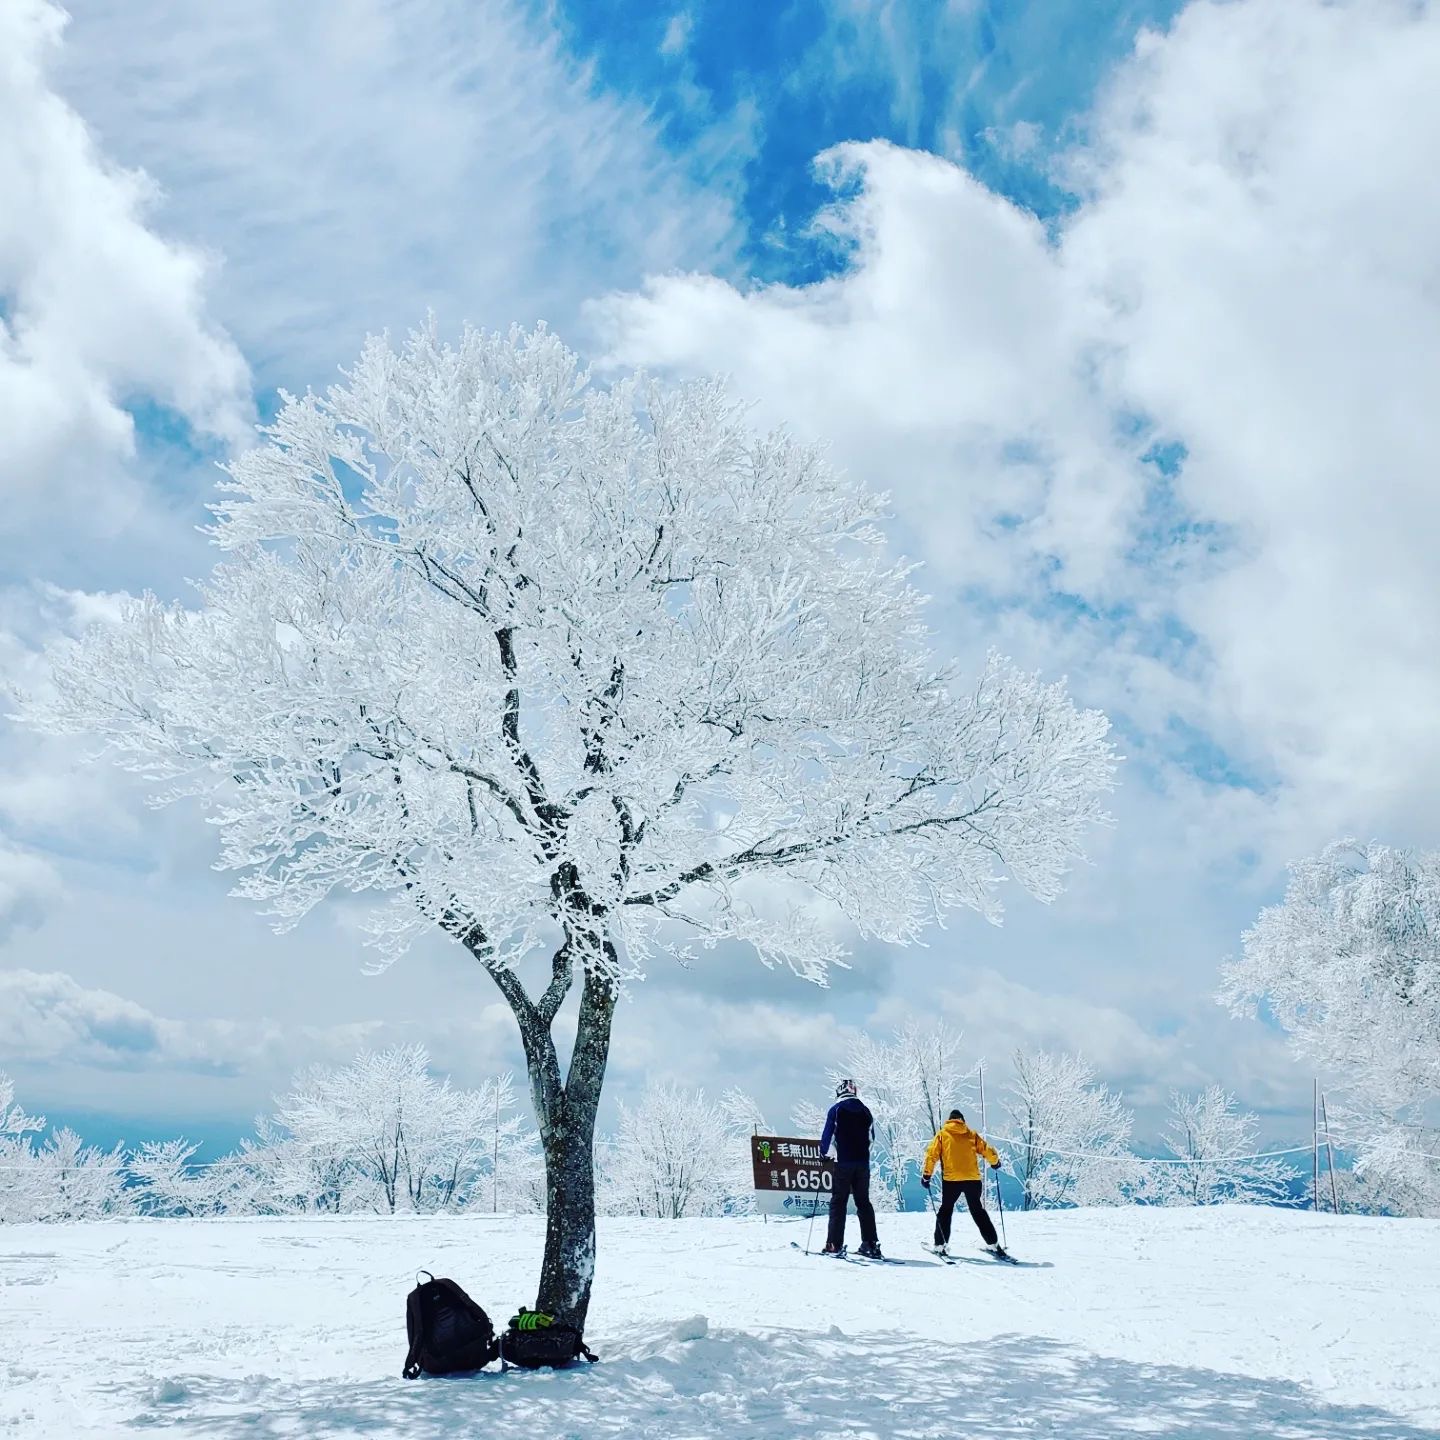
[923,1118,999,1183]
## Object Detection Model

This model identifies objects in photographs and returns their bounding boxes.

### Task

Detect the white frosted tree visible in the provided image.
[1150,1086,1294,1207]
[0,1073,47,1224]
[898,1020,973,1138]
[599,1081,746,1217]
[238,1046,531,1215]
[718,1086,767,1138]
[1221,840,1440,1215]
[796,1022,975,1208]
[25,1128,131,1222]
[1005,1049,1136,1209]
[0,1074,42,1142]
[130,1139,227,1218]
[835,1033,925,1208]
[24,323,1116,1325]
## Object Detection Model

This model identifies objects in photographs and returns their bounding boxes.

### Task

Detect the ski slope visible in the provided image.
[2,1206,1437,1438]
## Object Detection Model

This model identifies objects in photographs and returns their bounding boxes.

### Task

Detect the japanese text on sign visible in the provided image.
[750,1134,834,1195]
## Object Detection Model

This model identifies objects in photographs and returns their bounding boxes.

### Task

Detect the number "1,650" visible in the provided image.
[778,1168,833,1191]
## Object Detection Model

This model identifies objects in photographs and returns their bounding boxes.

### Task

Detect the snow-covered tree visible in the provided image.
[22,1128,131,1222]
[599,1082,748,1217]
[234,1046,534,1215]
[1148,1086,1294,1207]
[791,1097,828,1138]
[0,1073,42,1143]
[836,1032,927,1208]
[1004,1049,1136,1209]
[24,323,1116,1325]
[0,1073,47,1224]
[1221,840,1440,1215]
[791,1022,975,1208]
[898,1019,972,1138]
[130,1139,227,1218]
[718,1086,767,1138]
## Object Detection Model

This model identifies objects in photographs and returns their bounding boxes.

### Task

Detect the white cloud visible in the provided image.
[53,0,742,391]
[0,967,260,1073]
[1064,0,1440,840]
[0,0,749,1134]
[595,140,1144,599]
[596,0,1440,849]
[660,12,693,58]
[591,0,1440,1138]
[0,0,251,540]
[0,843,59,944]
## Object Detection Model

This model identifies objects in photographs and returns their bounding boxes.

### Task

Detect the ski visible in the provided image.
[943,1248,1050,1269]
[790,1241,847,1259]
[921,1243,956,1265]
[789,1241,907,1265]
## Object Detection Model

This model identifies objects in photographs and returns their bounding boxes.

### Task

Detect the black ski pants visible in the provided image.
[826,1160,879,1250]
[934,1178,997,1247]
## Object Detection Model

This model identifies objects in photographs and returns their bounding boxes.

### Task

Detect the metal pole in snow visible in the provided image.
[1321,1091,1340,1215]
[979,1063,994,1211]
[493,1086,500,1214]
[1312,1078,1320,1214]
[756,1125,767,1225]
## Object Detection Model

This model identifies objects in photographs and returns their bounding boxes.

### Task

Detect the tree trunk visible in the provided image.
[490,952,617,1334]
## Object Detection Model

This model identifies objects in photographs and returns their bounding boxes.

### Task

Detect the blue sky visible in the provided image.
[554,0,1185,272]
[3,0,1439,1161]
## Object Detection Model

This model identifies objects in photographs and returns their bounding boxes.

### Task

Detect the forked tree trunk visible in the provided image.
[485,950,617,1333]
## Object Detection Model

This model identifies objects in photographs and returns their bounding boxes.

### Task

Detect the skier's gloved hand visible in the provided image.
[920,1174,931,1189]
[989,1160,1001,1170]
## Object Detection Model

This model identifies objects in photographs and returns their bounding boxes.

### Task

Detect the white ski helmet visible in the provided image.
[835,1078,858,1099]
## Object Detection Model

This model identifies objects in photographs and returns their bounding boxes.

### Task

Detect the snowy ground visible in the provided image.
[2,1207,1438,1439]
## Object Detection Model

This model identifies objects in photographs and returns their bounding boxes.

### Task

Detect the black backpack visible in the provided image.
[401,1272,500,1379]
[498,1307,598,1369]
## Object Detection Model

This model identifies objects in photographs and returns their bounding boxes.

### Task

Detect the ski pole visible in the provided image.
[993,1166,1008,1250]
[803,1185,823,1253]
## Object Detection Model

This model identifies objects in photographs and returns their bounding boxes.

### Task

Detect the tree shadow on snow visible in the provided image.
[122,1327,1434,1440]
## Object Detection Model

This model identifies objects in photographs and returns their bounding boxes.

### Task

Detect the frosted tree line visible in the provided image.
[0,1050,541,1224]
[3,1036,1311,1224]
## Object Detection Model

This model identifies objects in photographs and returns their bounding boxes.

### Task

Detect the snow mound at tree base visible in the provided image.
[2,1206,1437,1437]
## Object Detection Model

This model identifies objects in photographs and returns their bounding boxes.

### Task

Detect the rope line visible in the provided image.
[990,1134,1315,1166]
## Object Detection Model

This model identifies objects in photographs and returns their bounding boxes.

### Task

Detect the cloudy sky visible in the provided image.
[2,0,1436,1156]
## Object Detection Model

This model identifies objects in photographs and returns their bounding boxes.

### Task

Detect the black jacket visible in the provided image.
[821,1097,874,1164]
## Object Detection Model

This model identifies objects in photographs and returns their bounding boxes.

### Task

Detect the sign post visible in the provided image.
[749,1135,841,1218]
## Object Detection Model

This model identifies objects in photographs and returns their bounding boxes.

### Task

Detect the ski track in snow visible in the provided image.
[1,1207,1437,1438]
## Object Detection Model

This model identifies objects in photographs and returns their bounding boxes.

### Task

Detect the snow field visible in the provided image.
[2,1206,1437,1438]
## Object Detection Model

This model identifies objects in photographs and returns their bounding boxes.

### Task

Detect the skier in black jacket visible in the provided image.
[819,1078,882,1258]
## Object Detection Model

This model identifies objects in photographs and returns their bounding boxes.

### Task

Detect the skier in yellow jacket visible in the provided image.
[921,1110,1006,1257]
